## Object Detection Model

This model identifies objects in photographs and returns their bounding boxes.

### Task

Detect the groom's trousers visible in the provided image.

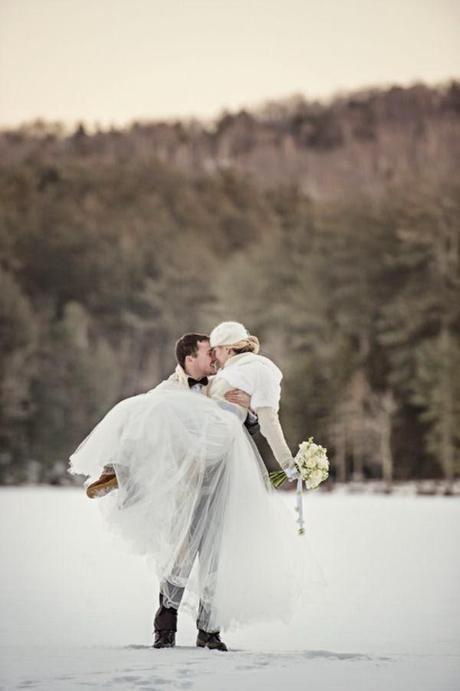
[154,459,226,634]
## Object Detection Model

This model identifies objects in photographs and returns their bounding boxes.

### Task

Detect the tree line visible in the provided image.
[0,84,459,488]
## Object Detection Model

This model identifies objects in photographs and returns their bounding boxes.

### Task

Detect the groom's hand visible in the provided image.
[224,389,251,408]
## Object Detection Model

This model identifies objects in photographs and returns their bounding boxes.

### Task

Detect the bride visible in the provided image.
[69,321,322,644]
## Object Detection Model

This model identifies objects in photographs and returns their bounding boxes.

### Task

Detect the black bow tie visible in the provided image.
[188,377,208,388]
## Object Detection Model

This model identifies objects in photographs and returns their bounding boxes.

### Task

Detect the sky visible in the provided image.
[0,0,459,129]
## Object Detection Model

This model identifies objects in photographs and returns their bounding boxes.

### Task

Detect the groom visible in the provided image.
[153,333,259,652]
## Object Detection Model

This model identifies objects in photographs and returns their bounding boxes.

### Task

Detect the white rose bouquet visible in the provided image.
[269,437,329,534]
[269,437,329,489]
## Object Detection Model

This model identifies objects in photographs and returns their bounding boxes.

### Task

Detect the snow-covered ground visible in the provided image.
[1,488,459,690]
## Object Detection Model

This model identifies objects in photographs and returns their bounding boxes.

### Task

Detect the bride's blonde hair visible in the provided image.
[228,335,260,355]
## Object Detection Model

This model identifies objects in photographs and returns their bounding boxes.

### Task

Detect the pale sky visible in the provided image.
[0,0,459,129]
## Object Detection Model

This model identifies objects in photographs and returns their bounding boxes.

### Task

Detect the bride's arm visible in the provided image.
[256,407,295,470]
[224,388,260,437]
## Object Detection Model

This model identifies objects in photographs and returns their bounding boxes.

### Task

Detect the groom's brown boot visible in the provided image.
[196,630,228,651]
[153,594,177,649]
[153,630,176,648]
[86,471,118,498]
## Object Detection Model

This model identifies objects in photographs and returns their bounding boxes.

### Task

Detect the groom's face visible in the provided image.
[185,339,215,378]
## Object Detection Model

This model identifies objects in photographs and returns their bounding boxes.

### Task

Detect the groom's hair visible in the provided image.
[175,333,210,368]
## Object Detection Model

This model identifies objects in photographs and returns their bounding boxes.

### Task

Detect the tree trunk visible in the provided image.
[439,328,454,494]
[333,423,347,483]
[380,391,395,493]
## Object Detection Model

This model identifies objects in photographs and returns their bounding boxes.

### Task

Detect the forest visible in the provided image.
[0,82,459,488]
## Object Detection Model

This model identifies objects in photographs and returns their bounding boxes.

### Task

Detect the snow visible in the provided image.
[1,487,459,690]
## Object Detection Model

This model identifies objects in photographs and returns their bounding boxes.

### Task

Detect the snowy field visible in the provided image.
[1,487,459,690]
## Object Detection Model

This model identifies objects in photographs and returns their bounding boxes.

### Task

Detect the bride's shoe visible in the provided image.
[86,472,118,498]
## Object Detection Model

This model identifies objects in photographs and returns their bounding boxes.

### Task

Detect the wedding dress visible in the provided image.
[69,354,324,631]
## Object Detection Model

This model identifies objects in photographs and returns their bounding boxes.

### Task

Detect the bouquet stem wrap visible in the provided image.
[296,476,304,535]
[269,437,329,534]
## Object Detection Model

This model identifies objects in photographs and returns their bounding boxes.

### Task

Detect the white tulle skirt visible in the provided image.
[69,388,324,632]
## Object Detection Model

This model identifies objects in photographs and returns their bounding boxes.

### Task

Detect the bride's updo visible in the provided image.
[229,335,260,354]
[209,321,260,354]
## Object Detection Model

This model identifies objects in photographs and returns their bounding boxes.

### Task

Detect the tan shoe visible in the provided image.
[86,472,118,499]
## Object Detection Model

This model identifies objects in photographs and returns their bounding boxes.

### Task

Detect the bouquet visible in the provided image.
[269,437,329,534]
[270,437,329,489]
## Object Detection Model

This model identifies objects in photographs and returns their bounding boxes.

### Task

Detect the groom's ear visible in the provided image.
[184,353,195,369]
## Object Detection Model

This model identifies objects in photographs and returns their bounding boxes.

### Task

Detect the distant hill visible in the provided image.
[1,82,459,199]
[0,81,459,485]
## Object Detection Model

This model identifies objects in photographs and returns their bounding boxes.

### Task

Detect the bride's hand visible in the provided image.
[224,388,251,408]
[284,466,299,482]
